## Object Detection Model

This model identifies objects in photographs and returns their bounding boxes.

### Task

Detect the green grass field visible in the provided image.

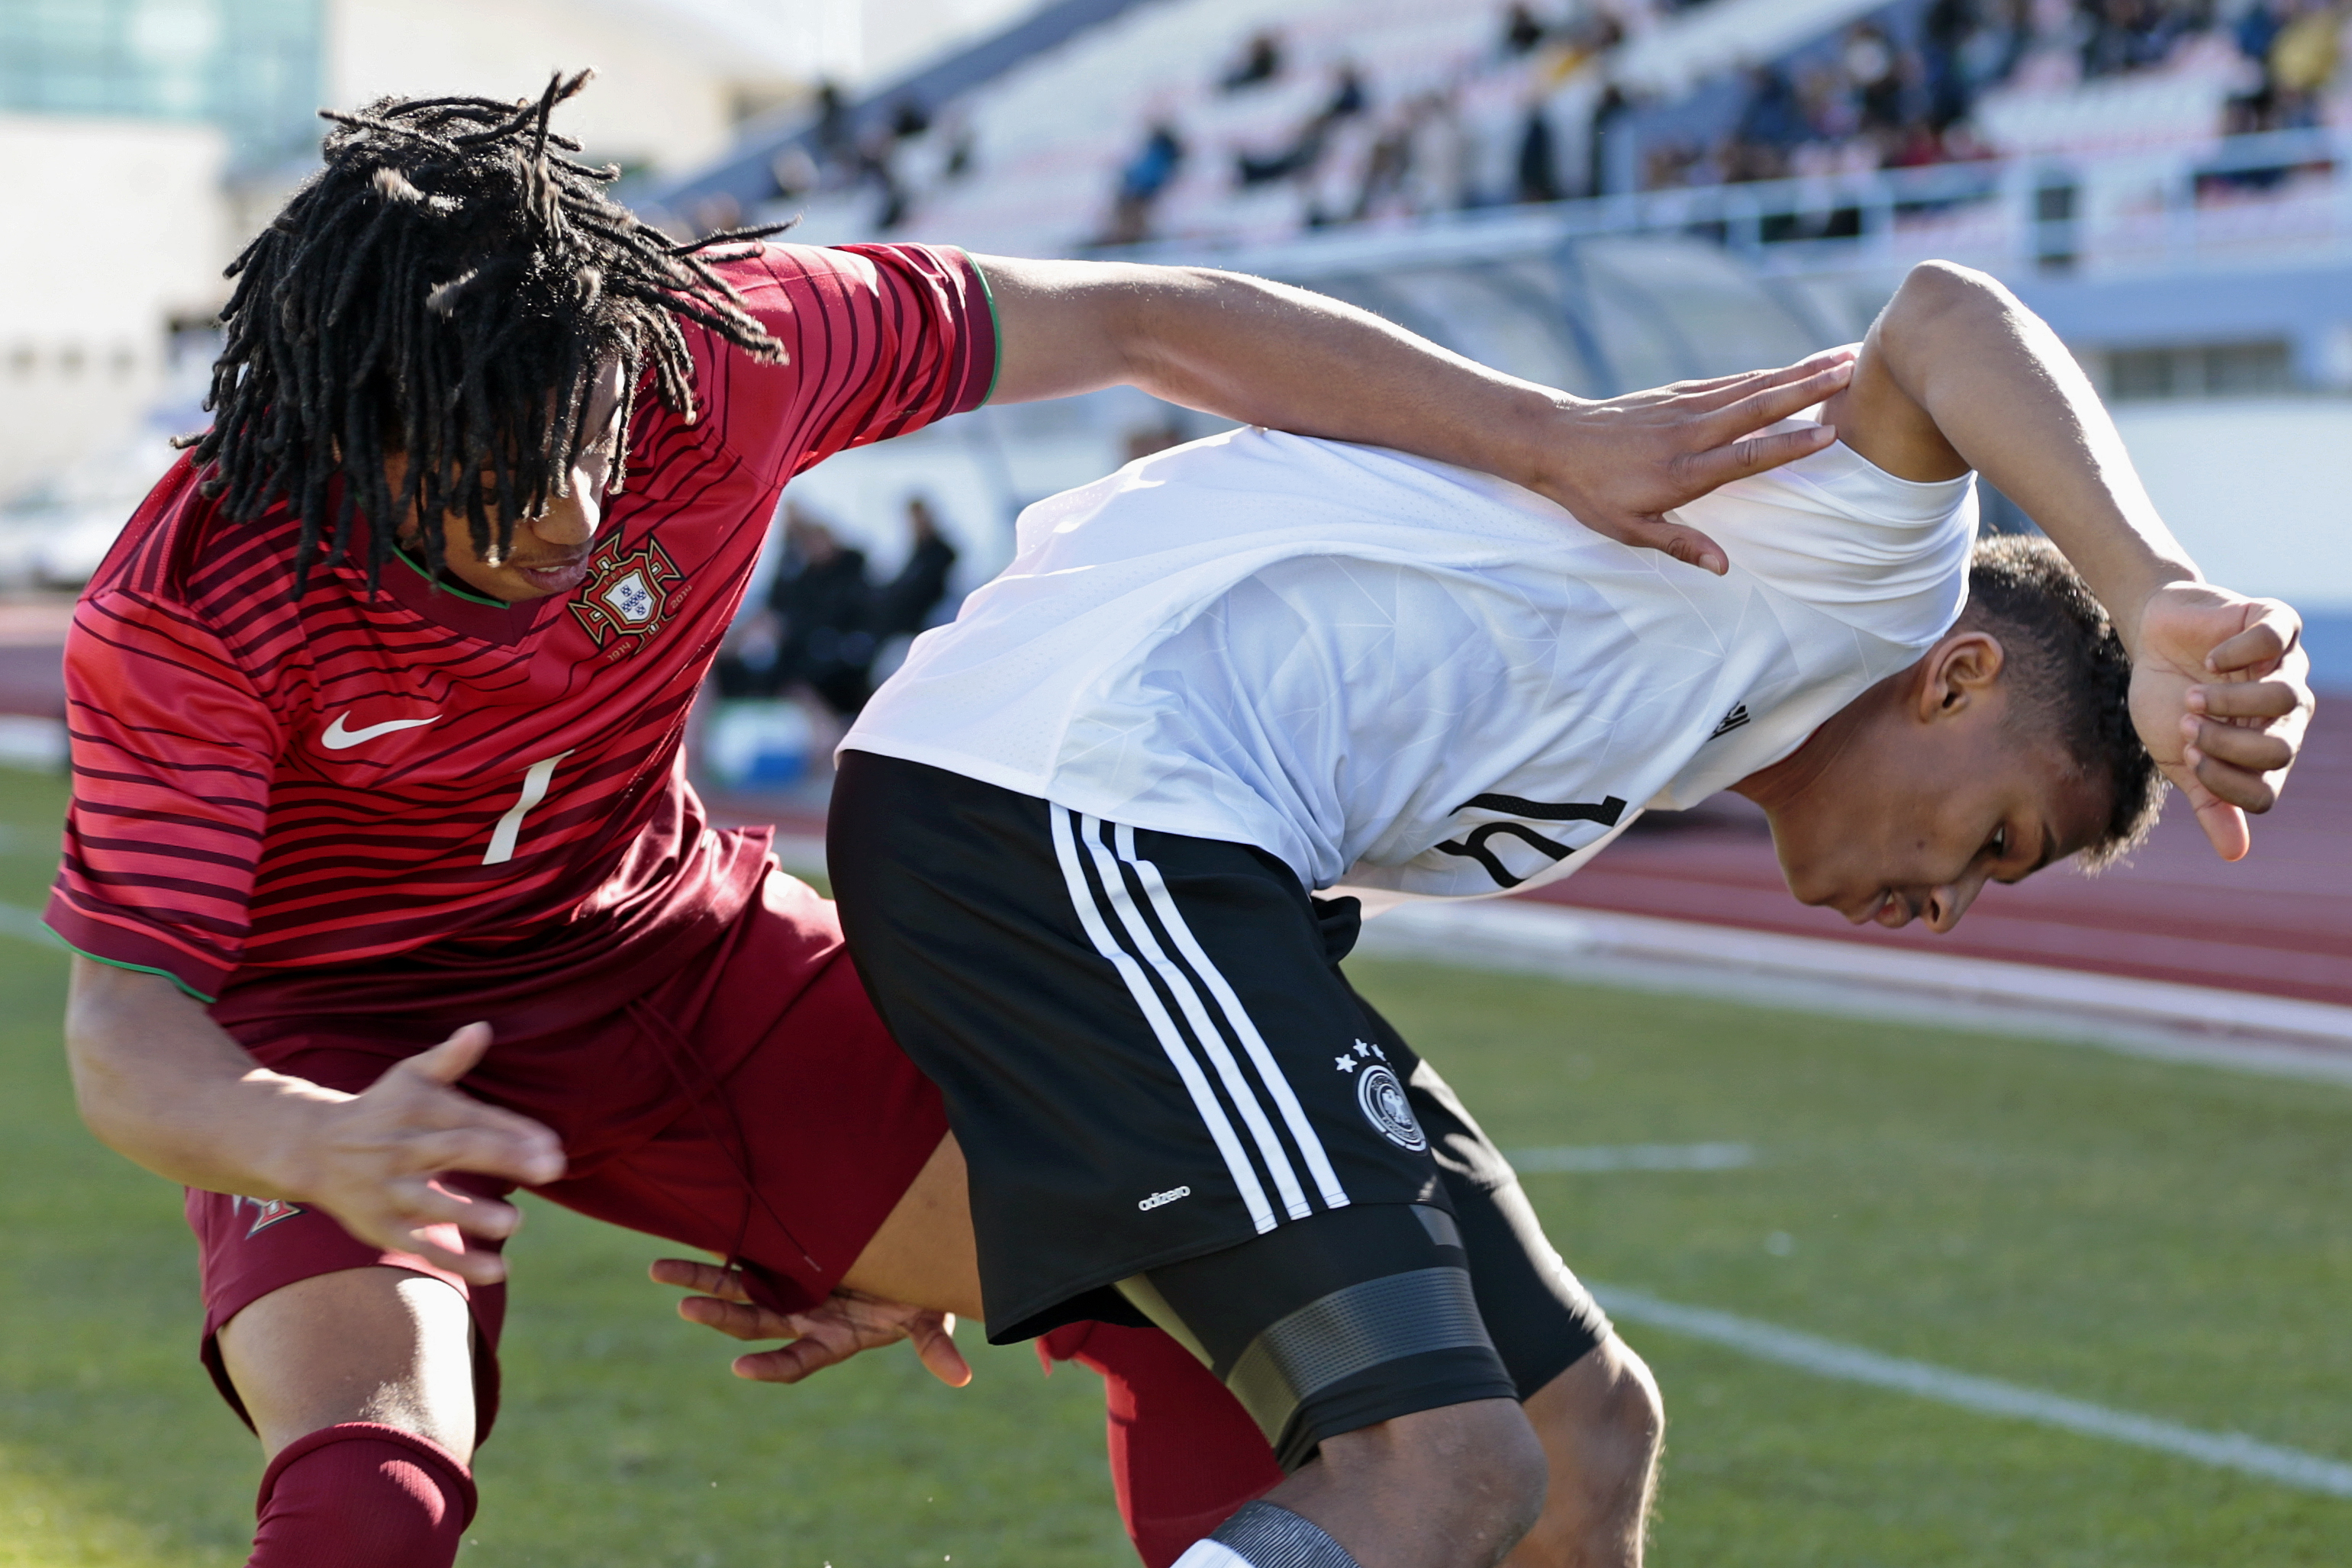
[2,761,2347,1565]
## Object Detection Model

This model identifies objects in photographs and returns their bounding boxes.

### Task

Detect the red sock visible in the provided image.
[248,1422,476,1568]
[1042,1322,1284,1568]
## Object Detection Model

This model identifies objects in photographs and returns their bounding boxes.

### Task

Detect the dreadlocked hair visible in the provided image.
[185,69,788,591]
[1960,533,2166,870]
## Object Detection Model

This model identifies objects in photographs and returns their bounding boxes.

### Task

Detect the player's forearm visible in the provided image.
[984,257,1564,485]
[1876,262,2199,653]
[1121,266,1567,485]
[64,958,343,1199]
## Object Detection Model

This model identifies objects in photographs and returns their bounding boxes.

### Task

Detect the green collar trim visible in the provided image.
[391,543,513,607]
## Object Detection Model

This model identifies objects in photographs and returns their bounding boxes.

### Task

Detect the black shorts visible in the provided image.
[831,752,1610,1425]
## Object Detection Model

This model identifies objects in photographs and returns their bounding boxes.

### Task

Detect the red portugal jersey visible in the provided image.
[45,243,996,1034]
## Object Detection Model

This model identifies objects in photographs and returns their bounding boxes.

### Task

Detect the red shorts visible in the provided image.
[186,868,948,1444]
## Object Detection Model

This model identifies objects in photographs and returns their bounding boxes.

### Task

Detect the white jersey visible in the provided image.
[845,427,1975,906]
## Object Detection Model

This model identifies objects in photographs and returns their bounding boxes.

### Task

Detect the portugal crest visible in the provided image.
[571,538,685,660]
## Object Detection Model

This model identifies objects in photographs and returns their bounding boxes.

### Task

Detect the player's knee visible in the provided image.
[1327,1397,1549,1548]
[1889,258,2013,337]
[1442,1397,1551,1542]
[1595,1336,1665,1454]
[1525,1332,1663,1532]
[250,1422,475,1568]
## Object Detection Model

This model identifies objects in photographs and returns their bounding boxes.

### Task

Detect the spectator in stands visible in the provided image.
[1503,3,1550,56]
[1328,61,1370,120]
[1729,65,1807,180]
[2080,0,2202,79]
[812,80,855,181]
[1588,81,1632,196]
[862,130,911,231]
[1954,0,2033,95]
[939,113,978,181]
[1236,62,1368,189]
[1845,23,1909,137]
[1352,110,1419,220]
[1219,30,1284,92]
[717,501,964,716]
[872,497,959,646]
[1107,121,1187,244]
[1920,0,1977,131]
[2235,0,2292,73]
[1347,87,1480,221]
[771,508,880,715]
[1516,101,1566,201]
[1403,87,1477,214]
[2264,0,2344,115]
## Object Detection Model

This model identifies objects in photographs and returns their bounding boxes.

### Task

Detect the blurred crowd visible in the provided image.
[1104,2,1666,244]
[714,497,959,718]
[756,80,982,235]
[707,0,2352,250]
[1644,0,2352,192]
[2222,0,2351,132]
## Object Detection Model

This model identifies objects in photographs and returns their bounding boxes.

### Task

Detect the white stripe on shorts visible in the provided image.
[1082,817,1313,1221]
[1113,823,1350,1213]
[1049,805,1278,1232]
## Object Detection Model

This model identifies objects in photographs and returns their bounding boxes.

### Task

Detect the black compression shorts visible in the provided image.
[830,752,1612,1457]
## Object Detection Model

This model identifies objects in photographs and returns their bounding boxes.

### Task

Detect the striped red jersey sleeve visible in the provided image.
[699,243,998,484]
[48,469,284,997]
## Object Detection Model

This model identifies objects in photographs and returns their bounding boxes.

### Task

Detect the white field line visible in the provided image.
[1509,1141,1755,1173]
[1595,1285,2352,1498]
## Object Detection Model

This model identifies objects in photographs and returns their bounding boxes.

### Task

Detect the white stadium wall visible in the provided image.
[2112,400,2352,613]
[0,114,230,501]
[327,0,772,178]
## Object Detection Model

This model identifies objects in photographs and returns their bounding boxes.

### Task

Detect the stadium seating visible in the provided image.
[733,0,2348,277]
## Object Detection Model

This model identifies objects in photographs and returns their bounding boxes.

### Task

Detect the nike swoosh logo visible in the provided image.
[321,711,440,750]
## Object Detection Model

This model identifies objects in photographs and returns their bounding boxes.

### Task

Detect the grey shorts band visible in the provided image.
[1210,1501,1362,1568]
[1116,1201,1519,1467]
[1226,1265,1495,1442]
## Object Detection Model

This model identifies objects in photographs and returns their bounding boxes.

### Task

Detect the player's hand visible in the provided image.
[1532,348,1857,573]
[649,1257,974,1389]
[2128,582,2314,860]
[272,1023,567,1286]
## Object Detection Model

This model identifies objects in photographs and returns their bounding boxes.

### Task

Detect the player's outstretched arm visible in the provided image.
[1835,260,2313,859]
[63,958,565,1284]
[971,253,1856,575]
